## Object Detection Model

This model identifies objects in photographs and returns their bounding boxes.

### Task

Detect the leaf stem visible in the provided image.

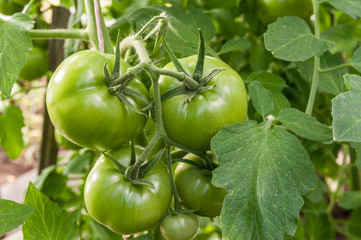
[27,29,89,40]
[305,0,321,115]
[350,148,361,191]
[318,63,351,73]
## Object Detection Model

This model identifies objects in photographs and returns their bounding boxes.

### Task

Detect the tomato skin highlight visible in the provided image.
[158,55,248,151]
[84,145,172,235]
[19,47,49,81]
[160,213,199,240]
[174,154,226,217]
[46,50,148,151]
[257,0,313,25]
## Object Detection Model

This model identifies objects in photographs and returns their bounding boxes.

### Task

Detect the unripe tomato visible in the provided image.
[19,47,49,81]
[174,154,226,217]
[54,129,81,150]
[157,56,248,151]
[257,0,313,25]
[160,213,199,240]
[84,145,172,235]
[46,50,148,151]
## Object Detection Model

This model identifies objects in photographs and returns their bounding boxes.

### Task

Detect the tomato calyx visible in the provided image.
[122,141,165,188]
[103,33,149,117]
[160,29,225,102]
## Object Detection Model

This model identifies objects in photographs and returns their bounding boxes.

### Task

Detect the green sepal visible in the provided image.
[138,148,165,179]
[112,31,122,80]
[192,29,205,82]
[123,88,150,106]
[130,139,136,166]
[116,92,148,117]
[200,67,226,85]
[172,158,205,169]
[101,152,126,174]
[162,38,188,75]
[131,179,155,189]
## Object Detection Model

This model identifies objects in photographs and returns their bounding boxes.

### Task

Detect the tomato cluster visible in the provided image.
[46,44,247,238]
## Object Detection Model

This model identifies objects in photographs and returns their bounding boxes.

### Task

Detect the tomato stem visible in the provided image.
[305,0,321,115]
[84,0,113,54]
[167,146,182,212]
[27,29,89,40]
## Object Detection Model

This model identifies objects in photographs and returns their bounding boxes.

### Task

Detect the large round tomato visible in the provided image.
[158,56,247,151]
[174,154,226,217]
[84,144,172,235]
[46,50,148,151]
[0,0,23,15]
[160,213,199,240]
[19,47,49,81]
[257,0,313,25]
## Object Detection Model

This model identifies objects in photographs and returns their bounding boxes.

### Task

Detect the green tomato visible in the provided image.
[175,154,226,217]
[54,129,81,150]
[19,47,49,81]
[160,213,199,240]
[46,50,148,151]
[0,0,22,15]
[84,145,172,235]
[257,0,313,25]
[158,56,247,151]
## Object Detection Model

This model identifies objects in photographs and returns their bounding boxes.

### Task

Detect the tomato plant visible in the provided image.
[158,55,248,151]
[160,213,199,240]
[18,47,49,81]
[257,0,313,25]
[2,0,361,240]
[46,50,148,151]
[84,144,172,235]
[175,154,226,217]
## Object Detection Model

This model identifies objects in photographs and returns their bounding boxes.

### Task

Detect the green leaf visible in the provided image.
[297,52,347,95]
[272,93,291,116]
[356,151,361,170]
[88,217,123,240]
[161,6,216,56]
[63,150,94,174]
[332,88,361,142]
[249,81,274,118]
[33,165,56,190]
[277,108,332,142]
[306,178,328,204]
[134,234,151,240]
[218,38,250,55]
[249,42,273,72]
[0,199,34,236]
[264,16,331,61]
[320,25,357,54]
[348,208,361,238]
[344,74,361,90]
[211,121,316,240]
[351,47,361,73]
[0,104,25,159]
[304,212,335,240]
[22,183,78,240]
[246,72,286,93]
[0,13,33,97]
[324,0,361,19]
[339,191,361,210]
